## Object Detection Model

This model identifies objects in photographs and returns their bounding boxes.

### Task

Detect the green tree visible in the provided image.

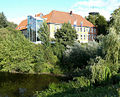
[85,14,98,25]
[38,21,50,47]
[55,23,77,47]
[0,28,46,73]
[62,41,102,71]
[7,22,17,29]
[86,14,108,35]
[110,6,120,26]
[95,15,108,35]
[0,12,8,28]
[102,9,120,64]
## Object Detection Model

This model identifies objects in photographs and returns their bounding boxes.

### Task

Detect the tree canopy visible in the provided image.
[86,14,108,35]
[55,23,77,47]
[110,6,120,26]
[0,12,17,29]
[0,12,8,28]
[96,15,108,35]
[38,21,50,47]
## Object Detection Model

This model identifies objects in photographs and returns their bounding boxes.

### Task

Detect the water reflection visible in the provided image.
[0,72,64,97]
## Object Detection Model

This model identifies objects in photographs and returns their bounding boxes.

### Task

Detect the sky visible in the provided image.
[0,0,120,24]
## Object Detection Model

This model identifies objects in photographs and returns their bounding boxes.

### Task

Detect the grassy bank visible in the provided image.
[35,75,120,97]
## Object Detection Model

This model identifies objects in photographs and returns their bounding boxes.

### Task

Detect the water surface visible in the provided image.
[0,72,65,97]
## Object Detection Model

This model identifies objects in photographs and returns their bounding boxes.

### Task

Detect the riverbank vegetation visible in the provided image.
[35,7,120,97]
[0,6,120,97]
[0,27,61,74]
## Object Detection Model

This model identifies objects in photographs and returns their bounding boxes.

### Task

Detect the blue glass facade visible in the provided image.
[27,16,44,42]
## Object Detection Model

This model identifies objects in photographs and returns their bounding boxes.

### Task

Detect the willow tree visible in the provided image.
[103,8,120,64]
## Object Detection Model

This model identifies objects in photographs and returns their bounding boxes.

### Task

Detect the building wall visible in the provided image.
[88,27,97,41]
[49,23,97,43]
[49,24,61,38]
[75,27,88,43]
[49,24,55,38]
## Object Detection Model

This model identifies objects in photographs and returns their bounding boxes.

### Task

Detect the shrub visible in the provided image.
[34,63,54,73]
[90,64,111,84]
[111,73,120,84]
[0,28,37,72]
[0,28,58,74]
[72,76,90,88]
[62,41,102,71]
[35,76,91,97]
[43,47,58,65]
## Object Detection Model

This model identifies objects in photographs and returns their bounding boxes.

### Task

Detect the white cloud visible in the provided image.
[71,0,120,20]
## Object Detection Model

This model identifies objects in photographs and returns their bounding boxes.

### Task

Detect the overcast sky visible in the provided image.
[0,0,120,24]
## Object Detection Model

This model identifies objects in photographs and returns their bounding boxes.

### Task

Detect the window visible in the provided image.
[94,34,96,39]
[77,28,79,32]
[84,35,85,39]
[84,28,85,32]
[81,35,82,39]
[54,25,57,32]
[91,28,93,33]
[94,28,96,33]
[80,27,82,32]
[89,34,91,40]
[91,34,93,40]
[89,27,91,33]
[86,28,88,32]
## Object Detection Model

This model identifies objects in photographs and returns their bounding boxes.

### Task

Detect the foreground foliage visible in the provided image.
[0,28,61,74]
[62,41,103,72]
[35,75,120,97]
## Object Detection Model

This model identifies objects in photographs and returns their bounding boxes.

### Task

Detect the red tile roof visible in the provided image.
[16,10,95,30]
[43,10,95,27]
[16,19,27,30]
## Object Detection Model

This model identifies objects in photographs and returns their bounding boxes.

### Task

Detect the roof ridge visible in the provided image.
[49,10,55,22]
[51,10,82,16]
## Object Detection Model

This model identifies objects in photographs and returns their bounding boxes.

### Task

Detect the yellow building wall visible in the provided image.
[76,27,88,43]
[49,24,61,38]
[49,24,55,38]
[49,23,89,43]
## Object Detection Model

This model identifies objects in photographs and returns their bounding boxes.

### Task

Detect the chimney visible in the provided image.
[70,11,72,15]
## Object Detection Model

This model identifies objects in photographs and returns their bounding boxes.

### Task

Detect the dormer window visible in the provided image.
[80,21,83,27]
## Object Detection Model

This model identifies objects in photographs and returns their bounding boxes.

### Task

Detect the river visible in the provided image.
[0,72,67,97]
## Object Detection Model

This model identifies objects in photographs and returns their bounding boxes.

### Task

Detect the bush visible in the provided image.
[62,41,102,71]
[111,73,120,84]
[35,76,90,97]
[72,76,90,88]
[0,28,37,73]
[90,64,111,84]
[0,28,59,74]
[43,46,58,65]
[34,63,54,73]
[51,42,65,59]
